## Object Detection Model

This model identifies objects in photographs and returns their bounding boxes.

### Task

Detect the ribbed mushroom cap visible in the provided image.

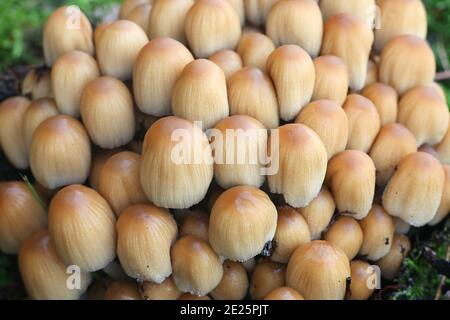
[236,32,275,72]
[208,49,243,79]
[362,83,398,126]
[324,216,363,260]
[139,276,181,300]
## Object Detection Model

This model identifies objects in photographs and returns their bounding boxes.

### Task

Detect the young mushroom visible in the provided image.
[139,276,181,300]
[264,287,304,300]
[105,281,142,300]
[244,0,279,27]
[319,0,376,27]
[250,260,286,300]
[362,83,398,126]
[376,234,411,280]
[236,32,275,72]
[125,3,152,32]
[324,216,363,260]
[347,260,376,300]
[429,165,450,226]
[179,210,209,242]
[210,261,249,300]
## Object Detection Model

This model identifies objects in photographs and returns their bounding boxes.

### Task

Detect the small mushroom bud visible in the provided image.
[43,6,94,66]
[148,0,193,43]
[374,0,427,53]
[212,115,267,188]
[51,50,100,117]
[312,55,349,106]
[96,20,148,80]
[364,59,378,87]
[397,86,449,147]
[369,123,417,186]
[347,260,375,300]
[250,260,286,300]
[0,97,30,169]
[379,35,435,95]
[382,152,445,226]
[80,76,136,149]
[319,0,376,27]
[209,186,277,262]
[362,83,398,126]
[125,3,152,32]
[266,0,322,57]
[343,94,381,153]
[185,0,242,58]
[139,277,181,300]
[286,240,350,300]
[0,182,47,254]
[172,59,229,129]
[48,185,116,272]
[297,188,336,240]
[98,151,148,216]
[105,281,142,300]
[264,287,304,300]
[295,99,349,160]
[210,261,249,300]
[23,98,59,150]
[244,0,279,26]
[326,150,376,220]
[271,206,311,264]
[179,210,209,242]
[324,216,363,260]
[171,235,223,296]
[208,49,243,79]
[30,115,91,189]
[376,234,411,280]
[321,13,374,91]
[19,229,92,300]
[117,204,177,283]
[269,124,328,208]
[140,116,214,209]
[179,293,211,300]
[120,0,149,19]
[429,165,450,226]
[133,38,194,116]
[89,149,123,191]
[227,67,279,129]
[266,45,315,121]
[359,204,395,261]
[236,32,275,72]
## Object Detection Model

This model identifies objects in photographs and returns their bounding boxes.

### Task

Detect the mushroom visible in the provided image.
[172,59,229,129]
[133,38,194,116]
[125,3,152,32]
[97,151,148,216]
[250,260,286,300]
[30,115,91,189]
[268,124,327,208]
[140,116,213,209]
[117,204,177,283]
[347,260,376,300]
[369,123,417,187]
[105,281,142,300]
[343,94,381,153]
[436,120,450,165]
[18,229,92,300]
[379,35,435,95]
[324,216,363,260]
[244,0,279,27]
[209,186,277,261]
[208,49,243,79]
[227,0,245,25]
[364,59,378,87]
[80,76,135,149]
[51,50,100,117]
[236,32,275,72]
[359,204,395,261]
[120,0,149,19]
[179,210,209,242]
[286,240,350,300]
[0,181,47,254]
[297,187,336,240]
[321,13,374,91]
[210,261,249,300]
[148,0,193,43]
[21,68,53,100]
[295,99,349,160]
[312,55,349,106]
[139,277,181,300]
[185,0,241,58]
[376,234,411,280]
[362,83,398,126]
[271,206,311,264]
[326,150,376,220]
[227,67,279,129]
[171,235,223,296]
[319,0,376,27]
[88,148,123,191]
[266,45,315,121]
[48,184,116,272]
[382,152,445,226]
[264,287,304,300]
[212,115,267,188]
[43,6,94,66]
[429,165,450,226]
[0,96,30,169]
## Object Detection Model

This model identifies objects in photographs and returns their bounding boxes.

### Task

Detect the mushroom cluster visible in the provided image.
[0,0,447,300]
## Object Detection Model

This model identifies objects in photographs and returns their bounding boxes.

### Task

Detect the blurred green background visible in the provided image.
[0,0,449,300]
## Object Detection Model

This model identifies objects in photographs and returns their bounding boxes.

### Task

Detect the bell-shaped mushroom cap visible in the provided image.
[286,240,350,300]
[382,152,446,227]
[376,234,411,280]
[236,32,275,72]
[347,260,376,300]
[362,82,398,126]
[250,260,286,300]
[324,216,363,260]
[319,0,377,27]
[210,260,249,300]
[209,186,277,262]
[208,49,243,79]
